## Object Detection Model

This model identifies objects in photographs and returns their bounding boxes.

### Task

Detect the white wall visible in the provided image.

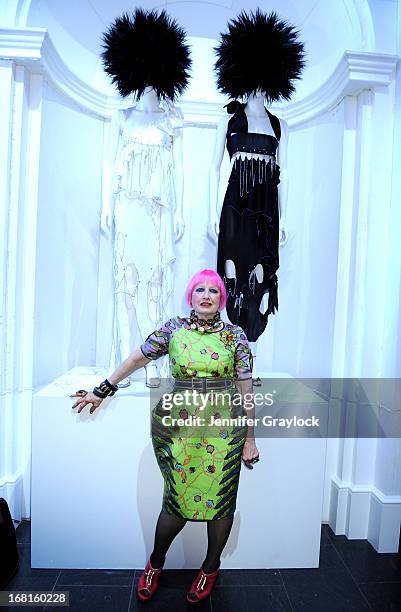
[33,83,104,387]
[272,109,345,377]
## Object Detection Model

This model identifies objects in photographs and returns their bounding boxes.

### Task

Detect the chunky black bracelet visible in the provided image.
[92,378,119,399]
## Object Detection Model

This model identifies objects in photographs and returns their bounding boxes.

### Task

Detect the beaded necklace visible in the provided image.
[188,309,224,333]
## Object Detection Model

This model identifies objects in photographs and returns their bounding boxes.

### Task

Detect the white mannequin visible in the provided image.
[101,86,184,387]
[208,90,289,381]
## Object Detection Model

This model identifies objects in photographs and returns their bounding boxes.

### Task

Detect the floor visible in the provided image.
[3,521,400,611]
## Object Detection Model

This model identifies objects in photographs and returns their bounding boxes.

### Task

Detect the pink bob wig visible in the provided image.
[185,269,227,310]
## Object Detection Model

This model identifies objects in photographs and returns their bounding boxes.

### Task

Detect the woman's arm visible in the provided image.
[234,377,260,467]
[234,377,255,439]
[72,316,174,413]
[107,348,151,386]
[71,348,151,413]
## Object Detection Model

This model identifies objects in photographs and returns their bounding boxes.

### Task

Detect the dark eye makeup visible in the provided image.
[195,287,219,293]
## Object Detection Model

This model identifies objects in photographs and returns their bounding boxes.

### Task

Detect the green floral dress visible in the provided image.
[140,310,253,521]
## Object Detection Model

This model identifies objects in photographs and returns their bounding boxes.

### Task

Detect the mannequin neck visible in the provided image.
[135,87,163,113]
[245,92,268,116]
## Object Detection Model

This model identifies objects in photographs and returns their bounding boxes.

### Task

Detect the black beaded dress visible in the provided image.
[216,102,281,342]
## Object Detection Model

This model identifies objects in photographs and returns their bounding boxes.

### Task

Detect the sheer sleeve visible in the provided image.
[140,318,176,360]
[234,327,253,380]
[160,99,184,132]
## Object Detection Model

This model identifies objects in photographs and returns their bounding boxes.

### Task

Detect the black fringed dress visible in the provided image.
[216,102,281,342]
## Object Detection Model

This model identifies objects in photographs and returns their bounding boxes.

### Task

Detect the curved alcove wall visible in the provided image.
[24,0,373,102]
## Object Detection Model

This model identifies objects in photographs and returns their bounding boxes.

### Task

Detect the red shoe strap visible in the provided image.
[145,568,156,588]
[195,572,207,591]
[194,568,219,592]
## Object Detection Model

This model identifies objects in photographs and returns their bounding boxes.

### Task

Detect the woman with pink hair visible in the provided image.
[71,268,259,604]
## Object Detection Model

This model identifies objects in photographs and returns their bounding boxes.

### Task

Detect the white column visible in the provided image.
[329,79,401,550]
[0,59,43,520]
[331,95,358,378]
[348,89,374,376]
[366,4,401,548]
[17,71,44,517]
[0,58,21,518]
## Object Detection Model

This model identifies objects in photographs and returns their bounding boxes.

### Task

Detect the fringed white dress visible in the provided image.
[109,109,180,377]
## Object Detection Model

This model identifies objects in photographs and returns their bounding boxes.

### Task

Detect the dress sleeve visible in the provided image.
[234,327,253,380]
[160,99,184,133]
[139,318,176,360]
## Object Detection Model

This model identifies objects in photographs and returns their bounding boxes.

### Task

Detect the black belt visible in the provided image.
[173,377,234,392]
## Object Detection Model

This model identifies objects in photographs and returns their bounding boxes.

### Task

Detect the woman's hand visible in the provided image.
[242,438,260,470]
[70,390,103,414]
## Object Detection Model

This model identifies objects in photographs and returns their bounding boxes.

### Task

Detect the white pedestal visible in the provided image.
[31,367,327,569]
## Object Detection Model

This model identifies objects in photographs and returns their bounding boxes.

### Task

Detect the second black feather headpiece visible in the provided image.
[214,9,305,103]
[101,8,192,100]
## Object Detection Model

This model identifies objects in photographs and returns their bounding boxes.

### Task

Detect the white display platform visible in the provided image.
[31,367,327,569]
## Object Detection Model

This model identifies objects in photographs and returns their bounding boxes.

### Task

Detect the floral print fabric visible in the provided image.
[140,315,253,380]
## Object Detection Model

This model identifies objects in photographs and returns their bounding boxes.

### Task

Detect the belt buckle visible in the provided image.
[208,377,218,392]
[191,378,203,392]
[207,378,215,392]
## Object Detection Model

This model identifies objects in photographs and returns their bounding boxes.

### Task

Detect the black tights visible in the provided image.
[149,510,186,569]
[149,509,234,573]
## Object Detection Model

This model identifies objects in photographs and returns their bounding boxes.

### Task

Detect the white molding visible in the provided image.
[331,475,401,503]
[0,28,109,118]
[285,52,398,126]
[2,0,32,28]
[0,27,45,58]
[351,0,376,51]
[15,0,32,27]
[0,29,399,124]
[178,100,224,127]
[330,475,401,551]
[369,492,401,552]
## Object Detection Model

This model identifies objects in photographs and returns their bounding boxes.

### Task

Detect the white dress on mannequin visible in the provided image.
[109,105,181,380]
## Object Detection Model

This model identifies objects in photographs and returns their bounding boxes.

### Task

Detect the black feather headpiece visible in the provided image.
[214,9,305,103]
[101,8,191,100]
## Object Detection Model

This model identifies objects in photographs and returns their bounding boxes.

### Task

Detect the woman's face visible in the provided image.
[191,283,220,317]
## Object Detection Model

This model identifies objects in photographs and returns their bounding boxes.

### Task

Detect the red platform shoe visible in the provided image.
[137,558,163,601]
[186,566,220,604]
